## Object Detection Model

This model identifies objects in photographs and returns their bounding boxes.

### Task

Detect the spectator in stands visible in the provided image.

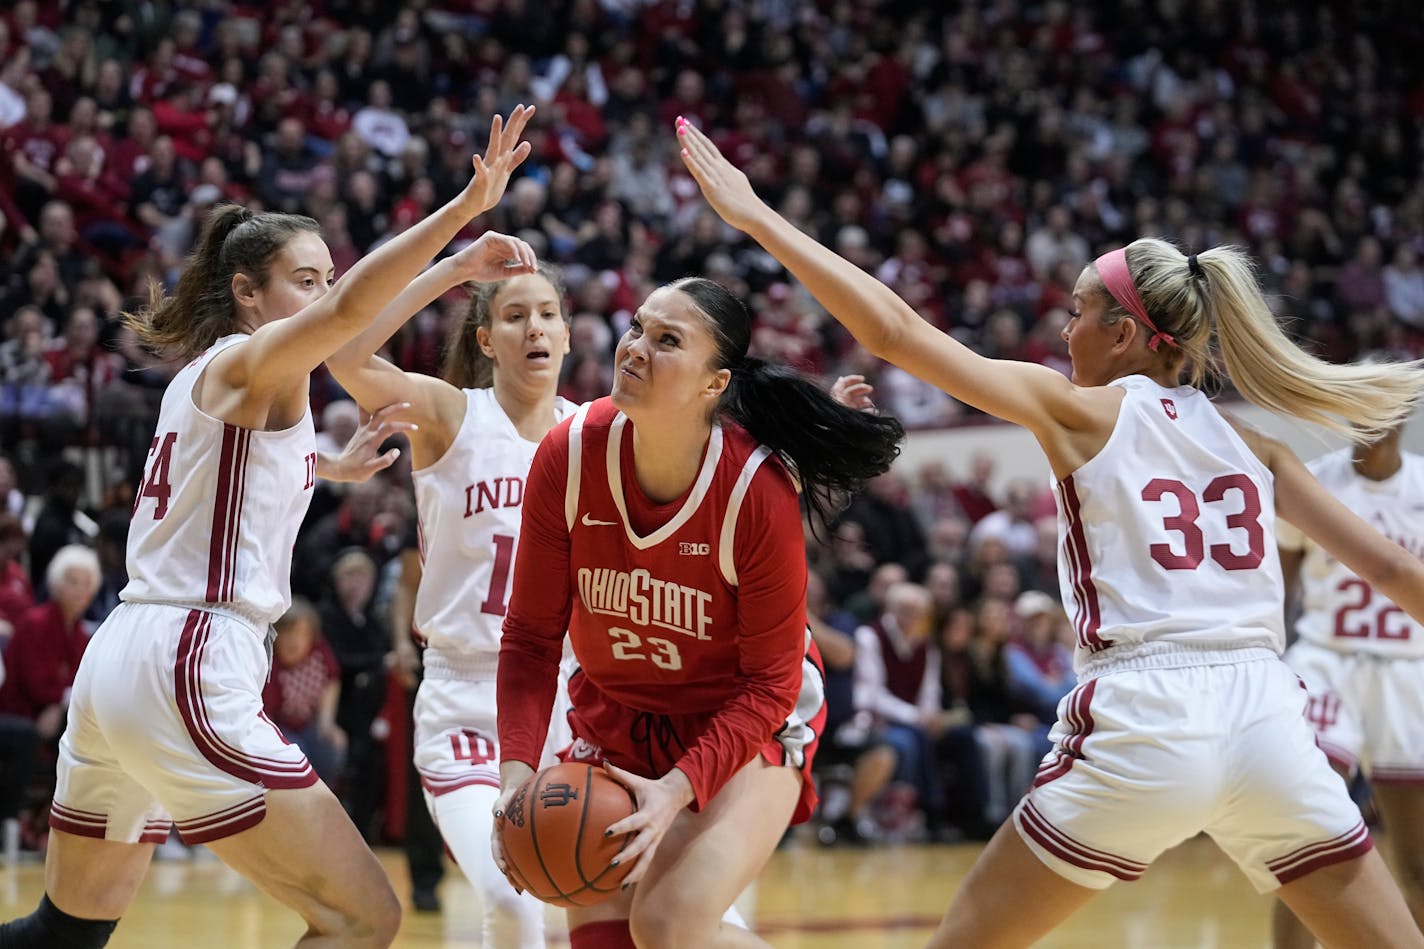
[263,600,346,786]
[0,545,99,740]
[318,548,390,840]
[1003,591,1075,724]
[0,516,32,638]
[26,460,88,597]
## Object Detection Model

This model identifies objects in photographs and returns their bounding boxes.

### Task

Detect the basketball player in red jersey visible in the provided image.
[679,119,1424,948]
[0,107,536,949]
[492,275,903,949]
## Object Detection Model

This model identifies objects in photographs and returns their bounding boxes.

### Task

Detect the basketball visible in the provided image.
[497,762,637,907]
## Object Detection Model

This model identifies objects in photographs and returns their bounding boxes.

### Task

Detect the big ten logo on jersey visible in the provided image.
[136,432,179,519]
[449,728,496,766]
[464,476,525,517]
[301,452,317,490]
[679,541,710,556]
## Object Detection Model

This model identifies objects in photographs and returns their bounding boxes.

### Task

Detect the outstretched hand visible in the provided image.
[831,374,878,414]
[318,402,419,483]
[460,105,536,216]
[675,116,767,232]
[448,231,539,284]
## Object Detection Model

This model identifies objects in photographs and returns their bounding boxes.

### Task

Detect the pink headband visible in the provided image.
[1094,248,1176,352]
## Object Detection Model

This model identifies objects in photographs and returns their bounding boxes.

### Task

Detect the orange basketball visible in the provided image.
[497,762,637,907]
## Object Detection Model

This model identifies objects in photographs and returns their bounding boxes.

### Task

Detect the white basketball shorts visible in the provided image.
[413,661,573,799]
[53,602,316,845]
[1285,639,1424,783]
[1015,649,1371,893]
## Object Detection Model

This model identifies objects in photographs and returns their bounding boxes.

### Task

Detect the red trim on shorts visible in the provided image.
[175,796,267,844]
[174,609,318,789]
[1268,821,1373,885]
[1017,800,1148,881]
[1370,767,1424,785]
[1033,680,1097,788]
[1058,477,1106,651]
[139,820,173,844]
[48,802,107,839]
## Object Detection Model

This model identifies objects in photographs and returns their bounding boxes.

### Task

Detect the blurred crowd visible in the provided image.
[1,0,1422,854]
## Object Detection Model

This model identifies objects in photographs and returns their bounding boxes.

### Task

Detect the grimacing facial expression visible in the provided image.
[611,286,727,420]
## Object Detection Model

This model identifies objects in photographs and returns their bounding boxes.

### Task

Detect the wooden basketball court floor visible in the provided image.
[0,831,1295,947]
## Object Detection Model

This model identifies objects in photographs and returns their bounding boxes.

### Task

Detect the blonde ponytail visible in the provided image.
[1114,238,1424,441]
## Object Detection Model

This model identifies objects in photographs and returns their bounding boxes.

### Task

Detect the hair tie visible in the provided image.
[1094,248,1177,353]
[1187,254,1204,279]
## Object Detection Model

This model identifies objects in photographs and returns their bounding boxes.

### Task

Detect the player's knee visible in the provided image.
[629,897,716,949]
[335,883,401,947]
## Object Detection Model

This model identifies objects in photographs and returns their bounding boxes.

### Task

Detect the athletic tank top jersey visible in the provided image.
[562,398,791,712]
[1281,450,1424,659]
[122,334,316,627]
[1055,375,1285,671]
[412,387,576,658]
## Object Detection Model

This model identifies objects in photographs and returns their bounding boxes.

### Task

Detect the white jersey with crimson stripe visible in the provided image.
[121,334,316,627]
[1279,449,1424,658]
[1054,375,1284,671]
[412,387,576,660]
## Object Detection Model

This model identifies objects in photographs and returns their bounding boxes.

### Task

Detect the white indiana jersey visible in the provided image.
[1279,450,1424,658]
[413,388,576,659]
[1055,375,1285,671]
[122,334,316,627]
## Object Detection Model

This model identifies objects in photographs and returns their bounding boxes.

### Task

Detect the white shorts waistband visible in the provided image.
[1078,642,1279,680]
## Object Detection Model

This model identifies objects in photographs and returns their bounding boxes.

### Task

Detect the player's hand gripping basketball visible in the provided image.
[599,762,695,886]
[675,116,766,233]
[492,760,537,894]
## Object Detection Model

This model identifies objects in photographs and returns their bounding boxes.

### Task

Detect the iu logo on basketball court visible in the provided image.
[540,783,579,808]
[1160,399,1178,420]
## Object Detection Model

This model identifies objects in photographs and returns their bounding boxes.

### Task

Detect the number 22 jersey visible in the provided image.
[1055,375,1285,669]
[1278,450,1424,659]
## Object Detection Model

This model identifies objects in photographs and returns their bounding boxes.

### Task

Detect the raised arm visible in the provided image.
[215,107,536,406]
[676,119,1091,439]
[322,231,539,457]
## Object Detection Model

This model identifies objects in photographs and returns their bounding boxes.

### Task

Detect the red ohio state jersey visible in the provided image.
[499,399,809,801]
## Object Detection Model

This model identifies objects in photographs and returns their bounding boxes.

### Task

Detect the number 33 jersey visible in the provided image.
[1056,375,1285,668]
[1279,449,1424,658]
[122,334,316,626]
[411,387,576,659]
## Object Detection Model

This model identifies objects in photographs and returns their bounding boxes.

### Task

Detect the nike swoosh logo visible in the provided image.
[581,514,618,527]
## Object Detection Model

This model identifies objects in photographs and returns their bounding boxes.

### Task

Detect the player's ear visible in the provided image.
[705,366,730,400]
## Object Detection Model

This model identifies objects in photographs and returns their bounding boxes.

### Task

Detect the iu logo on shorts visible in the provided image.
[1305,693,1342,731]
[1160,399,1178,420]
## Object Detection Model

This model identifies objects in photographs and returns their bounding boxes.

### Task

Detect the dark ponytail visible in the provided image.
[722,356,904,527]
[442,262,568,389]
[123,203,320,360]
[668,277,904,528]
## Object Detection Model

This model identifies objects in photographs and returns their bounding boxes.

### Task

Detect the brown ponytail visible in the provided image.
[123,204,321,360]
